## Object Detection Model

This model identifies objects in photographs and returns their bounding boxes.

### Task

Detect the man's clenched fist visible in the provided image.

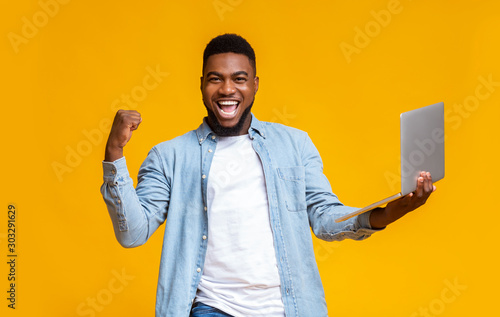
[105,110,142,162]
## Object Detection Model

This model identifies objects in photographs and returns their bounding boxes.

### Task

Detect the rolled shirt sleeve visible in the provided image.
[100,147,170,248]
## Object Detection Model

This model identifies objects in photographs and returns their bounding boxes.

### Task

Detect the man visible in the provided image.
[101,34,435,317]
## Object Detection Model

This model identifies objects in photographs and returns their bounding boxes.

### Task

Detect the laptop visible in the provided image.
[335,102,445,223]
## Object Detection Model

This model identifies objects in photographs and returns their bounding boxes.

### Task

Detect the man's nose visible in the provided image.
[219,80,236,95]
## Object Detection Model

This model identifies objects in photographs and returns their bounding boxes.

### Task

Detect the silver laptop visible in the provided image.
[335,102,445,223]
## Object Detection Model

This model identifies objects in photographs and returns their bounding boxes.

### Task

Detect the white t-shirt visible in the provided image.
[195,134,285,316]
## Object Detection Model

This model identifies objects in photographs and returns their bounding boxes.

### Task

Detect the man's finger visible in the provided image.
[122,113,142,130]
[129,120,141,131]
[415,171,425,198]
[424,172,433,193]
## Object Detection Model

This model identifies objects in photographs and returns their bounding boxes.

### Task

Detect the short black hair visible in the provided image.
[202,33,256,75]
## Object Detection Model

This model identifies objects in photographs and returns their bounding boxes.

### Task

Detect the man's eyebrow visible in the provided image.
[232,71,248,77]
[206,71,249,77]
[206,71,223,77]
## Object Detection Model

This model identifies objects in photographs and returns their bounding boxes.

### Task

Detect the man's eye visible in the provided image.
[209,77,221,82]
[235,77,247,82]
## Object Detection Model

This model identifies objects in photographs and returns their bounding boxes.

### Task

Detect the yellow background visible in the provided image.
[1,0,499,316]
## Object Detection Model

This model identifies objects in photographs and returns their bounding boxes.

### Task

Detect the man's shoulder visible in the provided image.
[260,121,307,143]
[258,119,308,138]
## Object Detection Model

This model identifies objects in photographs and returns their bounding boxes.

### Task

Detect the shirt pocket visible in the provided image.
[277,166,307,212]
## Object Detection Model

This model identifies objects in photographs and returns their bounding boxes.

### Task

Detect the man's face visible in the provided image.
[201,52,259,136]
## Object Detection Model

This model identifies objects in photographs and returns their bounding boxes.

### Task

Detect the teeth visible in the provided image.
[217,100,239,115]
[221,109,237,115]
[218,100,239,106]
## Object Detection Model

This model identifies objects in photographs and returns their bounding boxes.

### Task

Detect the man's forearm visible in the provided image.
[369,202,417,228]
[369,173,436,229]
[369,207,394,229]
[105,143,124,162]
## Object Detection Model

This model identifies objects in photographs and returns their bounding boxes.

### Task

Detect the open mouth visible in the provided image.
[216,100,240,116]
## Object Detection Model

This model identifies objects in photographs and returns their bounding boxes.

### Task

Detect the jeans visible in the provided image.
[190,301,234,317]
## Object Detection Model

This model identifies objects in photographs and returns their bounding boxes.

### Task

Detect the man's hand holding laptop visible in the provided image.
[334,102,444,225]
[369,171,437,229]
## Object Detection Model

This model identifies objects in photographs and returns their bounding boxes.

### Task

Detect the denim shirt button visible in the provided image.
[196,268,201,273]
[202,235,207,240]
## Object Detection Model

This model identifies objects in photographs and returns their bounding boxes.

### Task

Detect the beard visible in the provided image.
[204,100,254,136]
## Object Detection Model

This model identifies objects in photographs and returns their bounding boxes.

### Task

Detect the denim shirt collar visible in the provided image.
[196,113,266,144]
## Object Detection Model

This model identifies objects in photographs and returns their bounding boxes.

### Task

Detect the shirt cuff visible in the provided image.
[102,156,130,184]
[356,209,385,231]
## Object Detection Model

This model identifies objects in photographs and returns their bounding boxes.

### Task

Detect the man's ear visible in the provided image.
[200,76,204,91]
[254,76,259,94]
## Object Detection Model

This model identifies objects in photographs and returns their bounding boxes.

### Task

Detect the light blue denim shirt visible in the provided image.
[100,114,382,317]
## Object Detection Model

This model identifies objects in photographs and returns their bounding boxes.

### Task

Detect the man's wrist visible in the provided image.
[369,207,391,229]
[105,144,124,162]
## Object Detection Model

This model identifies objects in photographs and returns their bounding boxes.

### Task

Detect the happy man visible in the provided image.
[100,34,435,317]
